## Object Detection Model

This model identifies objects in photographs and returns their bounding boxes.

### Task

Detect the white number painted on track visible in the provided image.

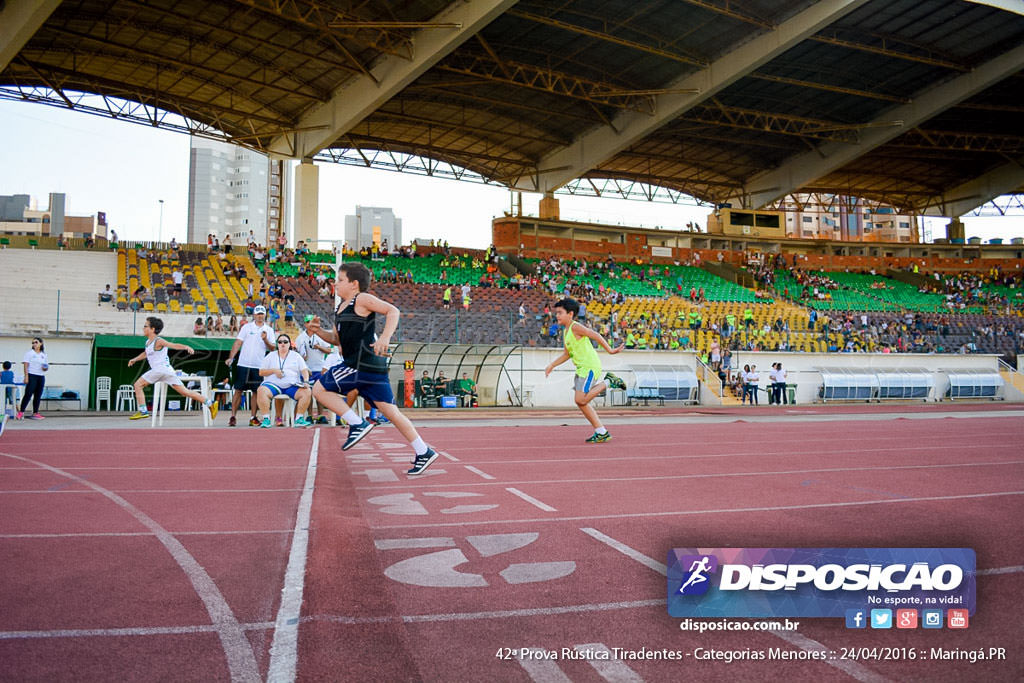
[377,533,576,588]
[366,492,498,515]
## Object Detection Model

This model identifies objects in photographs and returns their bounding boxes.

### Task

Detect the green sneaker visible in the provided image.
[259,417,273,428]
[293,416,312,427]
[585,431,611,443]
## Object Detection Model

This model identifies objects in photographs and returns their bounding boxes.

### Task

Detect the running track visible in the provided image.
[0,406,1021,682]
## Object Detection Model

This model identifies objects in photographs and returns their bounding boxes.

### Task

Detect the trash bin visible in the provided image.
[786,384,797,405]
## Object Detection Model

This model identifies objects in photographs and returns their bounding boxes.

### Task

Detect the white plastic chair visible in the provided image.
[273,394,296,426]
[115,384,136,412]
[96,376,112,411]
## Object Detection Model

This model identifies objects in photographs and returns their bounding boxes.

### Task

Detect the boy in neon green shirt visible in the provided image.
[544,298,624,443]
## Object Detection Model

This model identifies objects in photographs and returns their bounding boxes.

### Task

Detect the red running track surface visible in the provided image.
[0,411,1022,682]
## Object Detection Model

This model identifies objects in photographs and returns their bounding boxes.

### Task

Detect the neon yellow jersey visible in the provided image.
[564,322,601,378]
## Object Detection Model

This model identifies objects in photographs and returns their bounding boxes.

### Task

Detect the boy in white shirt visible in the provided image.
[127,317,219,421]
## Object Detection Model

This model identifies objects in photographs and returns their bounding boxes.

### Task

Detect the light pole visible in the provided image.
[158,199,164,245]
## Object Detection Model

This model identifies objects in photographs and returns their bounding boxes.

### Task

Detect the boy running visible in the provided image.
[127,317,219,421]
[544,297,623,443]
[309,262,438,475]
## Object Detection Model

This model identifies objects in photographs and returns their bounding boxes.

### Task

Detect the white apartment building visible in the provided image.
[779,194,915,242]
[187,138,283,246]
[344,206,402,250]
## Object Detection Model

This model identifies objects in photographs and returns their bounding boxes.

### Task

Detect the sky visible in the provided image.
[1,98,1022,249]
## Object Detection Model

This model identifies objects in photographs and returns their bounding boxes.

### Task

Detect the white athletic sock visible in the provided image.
[411,437,428,456]
[342,409,361,425]
[595,426,608,434]
[263,414,270,421]
[204,398,213,406]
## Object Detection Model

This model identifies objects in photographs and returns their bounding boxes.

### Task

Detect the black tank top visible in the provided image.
[334,294,388,373]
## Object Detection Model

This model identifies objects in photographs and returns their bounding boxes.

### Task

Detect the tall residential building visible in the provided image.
[187,138,283,246]
[344,206,402,250]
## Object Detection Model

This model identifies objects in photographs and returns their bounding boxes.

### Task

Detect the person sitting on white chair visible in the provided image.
[256,334,312,428]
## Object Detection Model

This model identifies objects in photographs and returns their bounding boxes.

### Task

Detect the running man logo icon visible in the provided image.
[676,554,718,595]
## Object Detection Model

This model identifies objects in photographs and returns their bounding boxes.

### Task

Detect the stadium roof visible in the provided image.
[2,0,1023,216]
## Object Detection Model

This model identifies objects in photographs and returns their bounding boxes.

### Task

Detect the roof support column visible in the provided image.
[0,0,62,73]
[293,161,319,249]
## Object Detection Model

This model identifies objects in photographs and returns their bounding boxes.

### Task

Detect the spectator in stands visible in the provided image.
[17,338,48,420]
[223,233,232,254]
[193,318,206,336]
[205,316,215,334]
[457,372,478,407]
[442,285,452,309]
[435,371,449,396]
[84,234,95,249]
[110,229,118,245]
[171,268,183,295]
[229,315,239,335]
[98,284,113,305]
[418,371,435,407]
[225,305,275,426]
[213,315,224,334]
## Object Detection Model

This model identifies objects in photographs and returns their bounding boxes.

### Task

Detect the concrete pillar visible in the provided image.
[538,192,560,220]
[946,218,965,242]
[293,160,319,248]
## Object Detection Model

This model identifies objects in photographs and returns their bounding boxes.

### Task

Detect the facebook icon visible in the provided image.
[845,609,867,629]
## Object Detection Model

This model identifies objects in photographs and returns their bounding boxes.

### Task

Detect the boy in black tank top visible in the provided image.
[310,262,438,475]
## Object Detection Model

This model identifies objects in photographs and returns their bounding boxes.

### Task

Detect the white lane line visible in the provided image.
[580,528,666,574]
[440,451,460,462]
[374,538,456,550]
[0,452,261,682]
[0,622,276,639]
[517,648,572,683]
[464,465,495,480]
[576,643,644,682]
[372,490,1024,529]
[0,530,293,539]
[267,429,320,683]
[0,489,303,494]
[582,527,887,683]
[506,487,557,512]
[306,599,664,625]
[358,459,1024,492]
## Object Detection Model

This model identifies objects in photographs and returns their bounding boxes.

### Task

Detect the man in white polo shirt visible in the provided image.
[224,305,275,426]
[295,314,332,424]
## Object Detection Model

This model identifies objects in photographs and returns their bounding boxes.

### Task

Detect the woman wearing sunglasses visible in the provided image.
[256,334,312,428]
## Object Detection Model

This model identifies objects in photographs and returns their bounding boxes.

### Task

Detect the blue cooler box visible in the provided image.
[440,396,457,408]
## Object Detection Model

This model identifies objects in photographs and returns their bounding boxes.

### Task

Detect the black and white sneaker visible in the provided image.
[407,448,438,476]
[341,419,375,450]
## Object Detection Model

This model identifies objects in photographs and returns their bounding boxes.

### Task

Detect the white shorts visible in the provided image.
[142,368,183,386]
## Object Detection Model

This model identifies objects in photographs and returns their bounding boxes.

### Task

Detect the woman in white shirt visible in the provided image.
[256,333,312,428]
[19,337,49,420]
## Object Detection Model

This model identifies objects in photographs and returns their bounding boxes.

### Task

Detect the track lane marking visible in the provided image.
[506,487,557,512]
[0,451,261,682]
[268,430,320,683]
[464,465,495,480]
[356,459,1024,491]
[370,490,1024,529]
[580,527,889,683]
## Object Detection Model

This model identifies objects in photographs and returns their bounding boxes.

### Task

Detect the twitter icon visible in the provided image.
[870,609,892,629]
